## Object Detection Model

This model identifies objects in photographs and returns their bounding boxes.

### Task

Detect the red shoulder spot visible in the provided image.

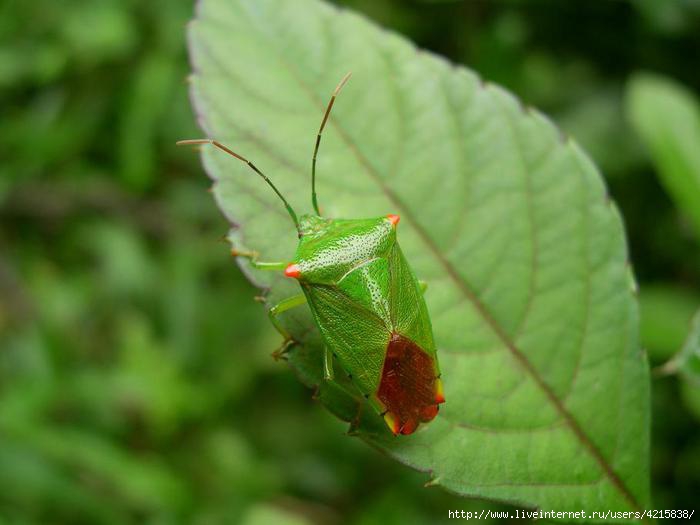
[376,333,443,435]
[284,263,301,279]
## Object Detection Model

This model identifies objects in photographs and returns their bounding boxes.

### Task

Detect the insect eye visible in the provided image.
[387,214,400,227]
[284,263,301,279]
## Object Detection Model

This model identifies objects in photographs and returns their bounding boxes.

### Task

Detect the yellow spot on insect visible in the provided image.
[384,412,400,435]
[435,378,445,404]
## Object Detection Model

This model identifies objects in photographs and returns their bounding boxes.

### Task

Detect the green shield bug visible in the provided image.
[179,73,444,435]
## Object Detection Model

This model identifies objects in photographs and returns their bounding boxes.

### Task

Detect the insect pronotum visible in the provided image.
[179,73,445,435]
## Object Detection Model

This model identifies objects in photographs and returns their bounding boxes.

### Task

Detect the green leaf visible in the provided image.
[674,310,700,421]
[626,73,700,238]
[241,504,313,525]
[639,285,700,363]
[667,309,700,385]
[187,0,649,515]
[681,313,700,382]
[680,379,700,422]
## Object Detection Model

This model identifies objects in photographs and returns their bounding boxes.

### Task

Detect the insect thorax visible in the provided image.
[295,214,396,285]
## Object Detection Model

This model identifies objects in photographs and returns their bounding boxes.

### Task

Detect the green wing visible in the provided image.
[387,244,437,357]
[303,283,391,395]
[337,257,392,327]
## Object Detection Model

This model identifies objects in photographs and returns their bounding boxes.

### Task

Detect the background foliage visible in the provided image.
[1,0,699,523]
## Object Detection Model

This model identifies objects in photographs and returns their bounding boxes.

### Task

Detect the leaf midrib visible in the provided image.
[195,0,642,511]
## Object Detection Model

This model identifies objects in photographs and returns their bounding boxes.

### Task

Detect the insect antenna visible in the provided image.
[311,72,352,216]
[177,139,300,230]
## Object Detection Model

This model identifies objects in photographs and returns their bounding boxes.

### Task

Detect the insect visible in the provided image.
[179,73,444,435]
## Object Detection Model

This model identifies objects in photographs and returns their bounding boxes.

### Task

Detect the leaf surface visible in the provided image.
[188,0,649,515]
[672,310,700,385]
[627,73,700,238]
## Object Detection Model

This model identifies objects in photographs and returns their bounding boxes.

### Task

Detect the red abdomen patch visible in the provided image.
[376,333,444,435]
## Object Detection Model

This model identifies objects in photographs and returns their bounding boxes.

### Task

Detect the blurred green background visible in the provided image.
[1,0,699,523]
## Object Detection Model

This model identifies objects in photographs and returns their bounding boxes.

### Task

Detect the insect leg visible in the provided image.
[232,249,287,271]
[347,400,365,436]
[268,293,307,341]
[323,347,335,381]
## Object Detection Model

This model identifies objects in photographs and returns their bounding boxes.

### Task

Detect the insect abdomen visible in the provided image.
[377,333,444,435]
